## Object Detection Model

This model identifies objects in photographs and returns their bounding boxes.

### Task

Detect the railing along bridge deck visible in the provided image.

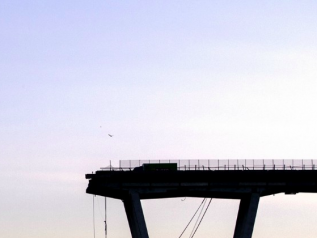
[100,159,317,171]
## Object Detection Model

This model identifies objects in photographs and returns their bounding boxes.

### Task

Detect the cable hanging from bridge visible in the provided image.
[178,198,206,238]
[190,198,212,238]
[93,195,96,238]
[189,198,208,237]
[105,197,107,238]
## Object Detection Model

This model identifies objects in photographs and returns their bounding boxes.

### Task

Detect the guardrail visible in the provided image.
[100,159,317,171]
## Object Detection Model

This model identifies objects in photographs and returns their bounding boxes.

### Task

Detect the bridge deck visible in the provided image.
[86,170,317,200]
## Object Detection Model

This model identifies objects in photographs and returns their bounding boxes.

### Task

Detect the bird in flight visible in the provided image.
[108,134,113,137]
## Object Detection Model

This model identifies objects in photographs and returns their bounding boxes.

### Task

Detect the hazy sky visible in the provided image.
[1,1,317,238]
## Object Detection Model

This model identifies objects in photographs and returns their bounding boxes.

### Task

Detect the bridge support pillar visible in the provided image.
[123,192,149,238]
[233,193,260,238]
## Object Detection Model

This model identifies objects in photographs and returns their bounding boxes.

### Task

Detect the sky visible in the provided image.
[1,1,317,237]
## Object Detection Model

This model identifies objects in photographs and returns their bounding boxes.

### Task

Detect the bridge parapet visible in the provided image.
[101,159,317,171]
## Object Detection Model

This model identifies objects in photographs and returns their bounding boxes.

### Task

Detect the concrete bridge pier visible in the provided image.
[123,192,149,238]
[233,193,260,238]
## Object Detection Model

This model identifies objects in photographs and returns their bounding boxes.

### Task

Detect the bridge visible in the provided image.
[85,159,317,238]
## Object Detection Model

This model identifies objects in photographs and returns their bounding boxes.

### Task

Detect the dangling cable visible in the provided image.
[93,195,96,238]
[189,199,207,238]
[190,198,212,238]
[178,198,206,238]
[105,197,107,238]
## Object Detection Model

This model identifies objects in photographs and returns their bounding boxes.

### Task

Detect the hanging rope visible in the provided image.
[93,195,96,238]
[190,198,212,238]
[189,199,207,238]
[178,198,206,238]
[105,197,107,238]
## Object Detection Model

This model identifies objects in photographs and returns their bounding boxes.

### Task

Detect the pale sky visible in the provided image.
[1,1,317,238]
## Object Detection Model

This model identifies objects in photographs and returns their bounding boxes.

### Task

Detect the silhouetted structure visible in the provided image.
[86,159,317,238]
